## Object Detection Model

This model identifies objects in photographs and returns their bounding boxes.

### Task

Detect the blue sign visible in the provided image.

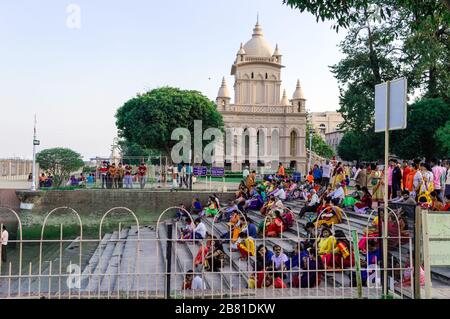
[211,167,225,177]
[193,166,207,176]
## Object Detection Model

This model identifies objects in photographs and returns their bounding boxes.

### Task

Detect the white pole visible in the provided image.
[307,128,313,175]
[383,81,391,297]
[31,115,37,191]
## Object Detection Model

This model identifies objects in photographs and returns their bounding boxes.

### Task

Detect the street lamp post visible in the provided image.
[307,127,313,175]
[31,115,40,191]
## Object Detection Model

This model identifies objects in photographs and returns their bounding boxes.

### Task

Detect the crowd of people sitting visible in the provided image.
[180,158,448,291]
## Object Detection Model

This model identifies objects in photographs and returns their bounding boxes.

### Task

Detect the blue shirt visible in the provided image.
[247,223,257,238]
[313,168,322,179]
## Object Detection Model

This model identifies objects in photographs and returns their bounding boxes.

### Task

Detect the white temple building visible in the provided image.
[213,18,307,173]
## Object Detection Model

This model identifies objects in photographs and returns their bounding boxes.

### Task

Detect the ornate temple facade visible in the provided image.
[213,19,307,173]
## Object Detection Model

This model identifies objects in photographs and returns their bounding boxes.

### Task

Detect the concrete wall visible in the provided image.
[12,190,236,227]
[0,189,20,209]
[30,190,234,213]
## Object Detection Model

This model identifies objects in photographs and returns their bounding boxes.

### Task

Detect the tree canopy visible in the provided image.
[305,123,335,159]
[115,87,224,158]
[392,98,450,159]
[36,148,84,187]
[284,0,450,161]
[435,121,450,158]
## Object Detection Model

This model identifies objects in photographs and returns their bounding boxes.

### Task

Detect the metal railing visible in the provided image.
[0,204,419,299]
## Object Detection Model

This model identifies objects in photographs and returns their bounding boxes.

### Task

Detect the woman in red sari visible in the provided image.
[354,186,373,214]
[194,234,212,268]
[266,210,285,237]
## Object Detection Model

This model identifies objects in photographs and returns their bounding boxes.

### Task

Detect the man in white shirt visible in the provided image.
[329,183,345,204]
[184,270,206,290]
[273,185,286,201]
[270,245,288,271]
[299,189,320,218]
[1,225,8,262]
[193,218,206,239]
[191,274,205,289]
[321,160,331,189]
[243,166,250,180]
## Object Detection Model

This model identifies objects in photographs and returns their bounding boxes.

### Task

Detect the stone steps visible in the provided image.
[82,231,119,292]
[98,228,129,293]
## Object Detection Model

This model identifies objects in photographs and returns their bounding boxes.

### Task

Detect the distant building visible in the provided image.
[0,158,33,179]
[309,111,344,138]
[214,18,307,172]
[325,130,344,158]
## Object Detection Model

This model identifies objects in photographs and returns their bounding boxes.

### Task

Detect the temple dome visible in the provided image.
[243,21,273,57]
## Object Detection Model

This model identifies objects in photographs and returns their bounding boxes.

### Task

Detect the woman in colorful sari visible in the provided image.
[369,164,384,205]
[354,186,373,214]
[221,211,240,241]
[194,234,212,269]
[331,162,345,189]
[260,195,276,216]
[342,185,363,208]
[235,188,249,211]
[202,196,219,217]
[281,207,295,230]
[324,230,355,269]
[243,188,264,212]
[204,237,225,272]
[314,198,343,229]
[317,227,337,260]
[265,210,285,237]
[237,232,256,260]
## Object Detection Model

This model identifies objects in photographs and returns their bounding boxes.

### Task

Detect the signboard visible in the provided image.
[33,139,40,145]
[428,241,450,266]
[426,213,450,238]
[193,166,207,176]
[211,167,224,177]
[422,211,450,298]
[375,77,407,132]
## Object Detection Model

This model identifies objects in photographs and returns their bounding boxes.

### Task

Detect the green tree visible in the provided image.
[337,131,361,161]
[305,124,335,159]
[330,6,404,132]
[115,87,224,159]
[284,0,450,158]
[282,1,450,31]
[435,121,450,157]
[392,98,450,159]
[36,148,84,187]
[338,129,384,161]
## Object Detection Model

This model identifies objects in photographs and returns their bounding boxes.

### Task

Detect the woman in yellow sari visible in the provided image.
[331,162,345,189]
[369,164,384,205]
[314,200,344,229]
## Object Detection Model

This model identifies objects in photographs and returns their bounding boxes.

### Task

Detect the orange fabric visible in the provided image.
[278,166,285,176]
[307,175,314,183]
[402,166,411,189]
[405,169,416,192]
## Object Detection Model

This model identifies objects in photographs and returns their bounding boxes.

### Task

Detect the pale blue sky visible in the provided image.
[0,0,344,159]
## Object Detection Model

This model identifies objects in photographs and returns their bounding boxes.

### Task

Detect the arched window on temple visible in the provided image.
[290,130,297,157]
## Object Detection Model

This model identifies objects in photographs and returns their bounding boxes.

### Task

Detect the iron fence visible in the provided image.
[0,205,419,299]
